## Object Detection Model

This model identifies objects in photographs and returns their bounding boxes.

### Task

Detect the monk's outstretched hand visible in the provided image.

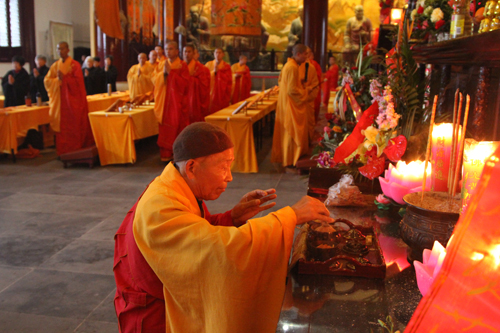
[231,189,277,227]
[291,196,333,225]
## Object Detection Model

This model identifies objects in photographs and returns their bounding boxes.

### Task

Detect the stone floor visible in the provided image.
[0,133,309,332]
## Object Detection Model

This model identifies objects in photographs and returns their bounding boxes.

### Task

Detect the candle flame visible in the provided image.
[470,252,484,261]
[394,160,432,178]
[463,140,498,162]
[432,123,461,139]
[490,244,500,269]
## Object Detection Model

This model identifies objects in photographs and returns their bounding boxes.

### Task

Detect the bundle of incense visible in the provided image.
[448,91,463,198]
[451,95,470,199]
[422,95,438,203]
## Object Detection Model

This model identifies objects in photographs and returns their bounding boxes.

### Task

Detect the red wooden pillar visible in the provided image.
[303,0,328,71]
[173,0,186,51]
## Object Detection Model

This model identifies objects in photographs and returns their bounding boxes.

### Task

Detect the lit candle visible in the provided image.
[461,139,499,212]
[431,123,461,192]
[379,160,431,204]
[414,240,450,296]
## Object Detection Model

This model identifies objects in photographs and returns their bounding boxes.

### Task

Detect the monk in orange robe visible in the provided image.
[113,122,333,333]
[183,44,210,123]
[272,44,314,168]
[149,50,158,71]
[155,45,166,62]
[152,41,190,161]
[205,48,232,114]
[323,56,339,107]
[299,52,320,141]
[308,48,323,122]
[231,55,252,104]
[44,42,94,156]
[127,53,154,100]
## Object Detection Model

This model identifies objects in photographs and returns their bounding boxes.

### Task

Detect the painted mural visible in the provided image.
[187,0,381,52]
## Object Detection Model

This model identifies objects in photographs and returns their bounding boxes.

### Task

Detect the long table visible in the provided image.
[205,95,277,173]
[88,105,158,166]
[0,91,129,155]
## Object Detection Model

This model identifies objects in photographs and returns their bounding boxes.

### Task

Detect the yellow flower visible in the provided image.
[333,126,343,133]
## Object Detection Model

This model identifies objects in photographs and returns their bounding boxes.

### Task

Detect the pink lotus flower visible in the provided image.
[376,194,391,204]
[379,160,431,204]
[323,126,332,134]
[414,238,453,296]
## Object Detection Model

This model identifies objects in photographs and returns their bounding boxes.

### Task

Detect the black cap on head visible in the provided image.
[12,55,25,66]
[173,122,234,162]
[94,56,101,62]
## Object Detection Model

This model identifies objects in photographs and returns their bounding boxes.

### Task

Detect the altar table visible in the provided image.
[205,95,277,173]
[88,105,158,166]
[0,92,129,155]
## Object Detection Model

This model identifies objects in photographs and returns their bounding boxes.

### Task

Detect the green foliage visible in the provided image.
[387,18,425,140]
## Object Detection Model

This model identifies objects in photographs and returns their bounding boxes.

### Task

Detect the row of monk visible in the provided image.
[126,42,252,161]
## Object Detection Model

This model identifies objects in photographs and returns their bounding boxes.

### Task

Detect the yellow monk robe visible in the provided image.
[133,162,296,333]
[299,60,319,141]
[205,60,232,114]
[230,62,251,104]
[271,58,310,167]
[127,62,154,100]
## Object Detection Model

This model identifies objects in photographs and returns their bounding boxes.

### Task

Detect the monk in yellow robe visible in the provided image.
[231,55,252,104]
[272,44,314,168]
[44,41,94,156]
[299,48,320,141]
[155,45,166,62]
[149,49,158,71]
[205,48,232,114]
[113,122,333,332]
[127,53,154,100]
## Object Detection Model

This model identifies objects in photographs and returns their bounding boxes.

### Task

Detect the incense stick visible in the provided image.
[451,95,470,198]
[448,90,459,197]
[422,95,438,203]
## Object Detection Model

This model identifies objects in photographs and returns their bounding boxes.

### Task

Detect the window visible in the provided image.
[0,0,35,63]
[0,0,21,47]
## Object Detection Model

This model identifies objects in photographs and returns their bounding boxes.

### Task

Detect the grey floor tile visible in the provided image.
[0,270,116,319]
[19,180,97,197]
[0,210,39,234]
[74,319,118,332]
[0,310,81,332]
[0,191,13,200]
[86,181,146,200]
[0,192,68,213]
[87,289,117,323]
[59,196,136,217]
[0,235,73,267]
[8,212,106,239]
[41,239,114,276]
[0,266,33,292]
[81,213,125,241]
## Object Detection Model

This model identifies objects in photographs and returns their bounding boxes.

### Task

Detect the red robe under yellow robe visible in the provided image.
[310,59,322,122]
[271,58,310,167]
[323,64,339,106]
[127,62,154,100]
[126,162,296,332]
[152,57,190,159]
[186,59,210,123]
[205,60,232,114]
[231,63,251,104]
[44,57,94,155]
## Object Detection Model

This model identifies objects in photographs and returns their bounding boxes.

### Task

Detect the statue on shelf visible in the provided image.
[343,5,373,63]
[288,7,304,47]
[186,6,210,47]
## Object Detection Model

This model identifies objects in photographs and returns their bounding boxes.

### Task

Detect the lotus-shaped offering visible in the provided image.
[413,238,452,296]
[379,160,431,204]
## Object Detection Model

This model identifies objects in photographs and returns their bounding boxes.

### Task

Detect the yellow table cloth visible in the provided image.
[0,96,4,108]
[88,105,158,166]
[205,95,277,173]
[0,92,130,155]
[0,105,50,154]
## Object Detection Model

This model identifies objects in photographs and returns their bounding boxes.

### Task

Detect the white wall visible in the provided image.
[0,0,91,76]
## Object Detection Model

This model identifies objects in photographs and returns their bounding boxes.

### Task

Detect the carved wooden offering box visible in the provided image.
[294,219,386,279]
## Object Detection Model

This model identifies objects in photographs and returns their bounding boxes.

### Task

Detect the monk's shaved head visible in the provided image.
[167,41,178,49]
[138,53,147,66]
[58,41,69,49]
[57,41,70,60]
[293,44,308,56]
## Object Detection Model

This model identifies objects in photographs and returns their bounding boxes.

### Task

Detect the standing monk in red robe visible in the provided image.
[152,41,190,162]
[205,48,232,114]
[323,56,339,107]
[231,55,251,104]
[307,48,323,123]
[44,41,94,156]
[183,44,210,123]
